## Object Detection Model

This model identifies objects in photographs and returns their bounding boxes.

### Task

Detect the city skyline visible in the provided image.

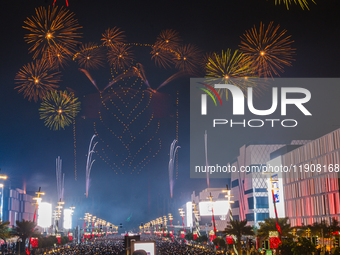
[0,0,339,229]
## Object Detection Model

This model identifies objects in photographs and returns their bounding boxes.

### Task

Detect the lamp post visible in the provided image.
[92,216,96,234]
[192,202,200,238]
[30,187,44,255]
[223,185,239,254]
[168,213,173,237]
[178,208,186,237]
[207,193,217,239]
[55,199,64,233]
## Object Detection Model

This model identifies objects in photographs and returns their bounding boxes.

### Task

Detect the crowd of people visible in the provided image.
[36,236,217,255]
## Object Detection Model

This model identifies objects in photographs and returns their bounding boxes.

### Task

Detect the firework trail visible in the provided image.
[204,130,209,188]
[56,156,64,201]
[168,139,180,198]
[130,63,186,91]
[86,135,98,198]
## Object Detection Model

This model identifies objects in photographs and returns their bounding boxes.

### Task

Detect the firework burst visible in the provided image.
[23,5,82,60]
[150,46,175,69]
[107,44,134,70]
[44,46,71,70]
[239,22,295,77]
[150,29,181,69]
[206,49,254,79]
[101,27,126,46]
[75,42,105,69]
[155,29,182,50]
[205,49,260,99]
[274,0,316,10]
[15,58,62,102]
[200,52,215,70]
[174,44,201,74]
[39,90,81,130]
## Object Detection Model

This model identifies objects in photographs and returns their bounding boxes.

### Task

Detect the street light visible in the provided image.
[168,213,174,237]
[192,202,201,237]
[207,193,217,237]
[30,187,44,255]
[222,185,234,219]
[178,208,186,234]
[55,200,64,232]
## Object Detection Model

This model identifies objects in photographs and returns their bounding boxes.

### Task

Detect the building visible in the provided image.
[1,186,35,227]
[270,128,340,226]
[229,140,309,227]
[183,188,231,232]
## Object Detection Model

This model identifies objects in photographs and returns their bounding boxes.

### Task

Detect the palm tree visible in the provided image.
[12,220,39,253]
[223,219,254,255]
[258,217,293,239]
[0,220,11,241]
[258,217,292,255]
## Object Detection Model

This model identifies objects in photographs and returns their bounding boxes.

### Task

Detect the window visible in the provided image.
[256,213,269,221]
[233,215,239,221]
[231,200,239,209]
[246,213,254,221]
[255,188,267,193]
[256,197,269,209]
[232,179,239,188]
[248,197,254,210]
[245,189,253,195]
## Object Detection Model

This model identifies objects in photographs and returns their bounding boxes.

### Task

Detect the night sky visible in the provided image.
[0,0,339,229]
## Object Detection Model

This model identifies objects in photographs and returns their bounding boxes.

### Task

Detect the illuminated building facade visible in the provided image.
[272,128,340,226]
[189,188,231,232]
[2,186,35,227]
[230,141,308,226]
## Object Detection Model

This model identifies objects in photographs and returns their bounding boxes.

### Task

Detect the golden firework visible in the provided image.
[75,42,105,69]
[39,90,81,130]
[155,29,181,50]
[150,29,181,68]
[200,52,215,69]
[43,46,71,70]
[101,27,126,46]
[239,22,295,77]
[23,5,82,60]
[107,44,134,70]
[15,58,62,102]
[174,44,201,74]
[205,49,260,99]
[274,0,316,10]
[150,46,175,69]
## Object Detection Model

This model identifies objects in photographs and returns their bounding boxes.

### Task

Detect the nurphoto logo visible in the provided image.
[199,83,312,128]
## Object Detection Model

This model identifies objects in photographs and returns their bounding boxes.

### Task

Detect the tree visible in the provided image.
[38,236,58,248]
[223,219,254,255]
[60,236,69,245]
[279,239,297,255]
[309,220,328,237]
[257,217,292,240]
[197,235,208,243]
[291,237,316,255]
[212,237,226,250]
[258,218,292,255]
[185,232,193,240]
[12,220,39,252]
[0,220,11,241]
